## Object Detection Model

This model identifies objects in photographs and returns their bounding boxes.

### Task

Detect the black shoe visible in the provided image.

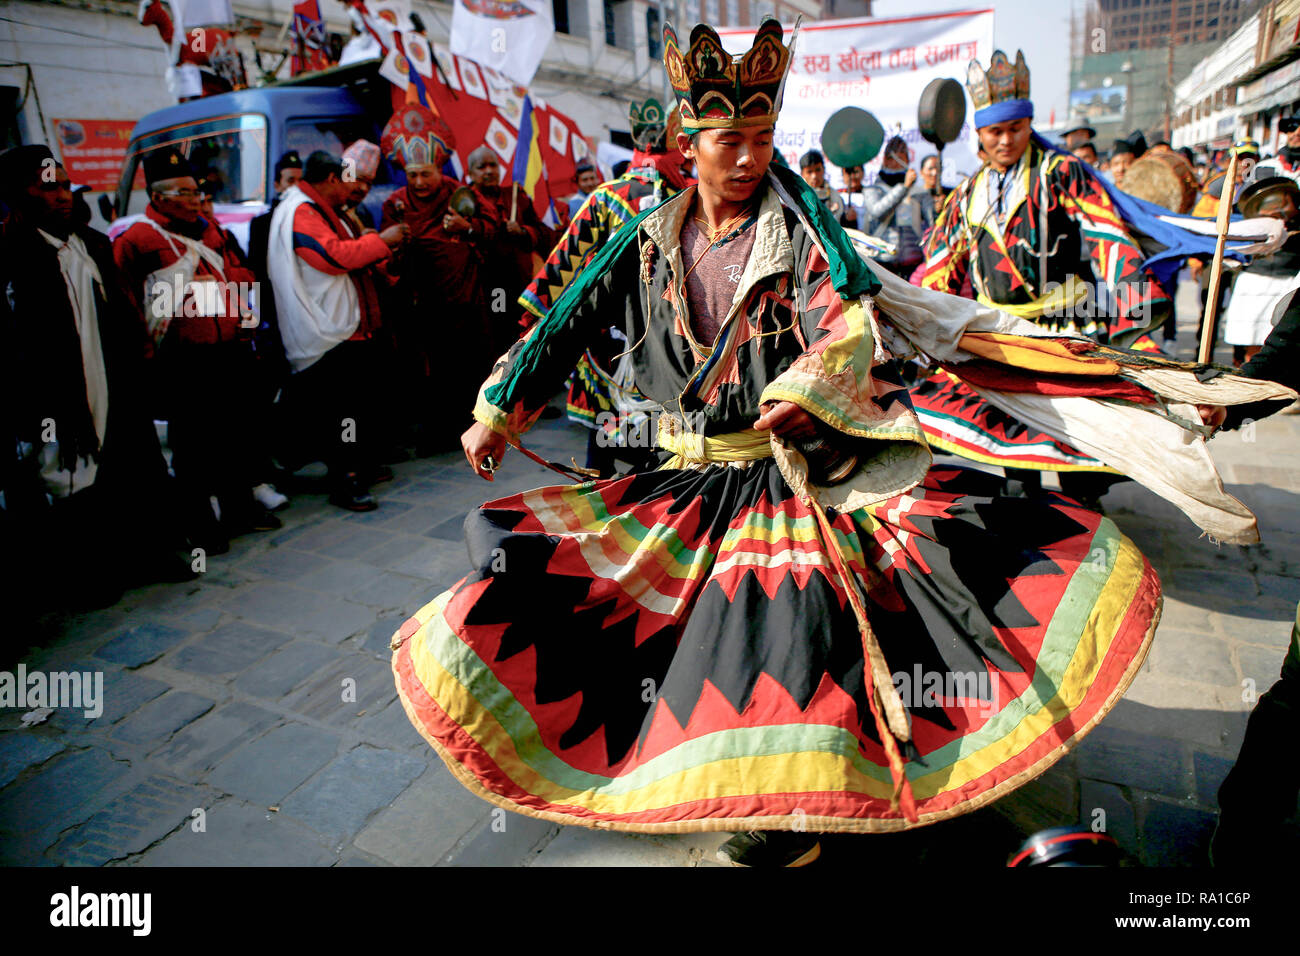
[366,464,394,485]
[329,475,378,512]
[540,405,562,419]
[249,506,283,531]
[225,505,283,535]
[717,830,821,867]
[128,553,199,586]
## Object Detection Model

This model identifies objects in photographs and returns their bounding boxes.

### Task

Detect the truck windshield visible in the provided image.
[119,113,268,214]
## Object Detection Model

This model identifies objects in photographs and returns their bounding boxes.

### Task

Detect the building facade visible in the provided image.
[1234,0,1300,150]
[1169,0,1300,153]
[1170,15,1257,150]
[1069,0,1261,150]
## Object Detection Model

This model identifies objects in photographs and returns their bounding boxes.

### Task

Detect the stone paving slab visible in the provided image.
[278,745,425,844]
[50,775,208,866]
[282,654,396,728]
[205,722,340,807]
[232,642,339,700]
[0,733,65,789]
[352,764,488,866]
[166,622,290,677]
[0,746,138,864]
[531,828,726,868]
[109,691,216,747]
[149,702,282,774]
[131,798,337,867]
[94,622,191,668]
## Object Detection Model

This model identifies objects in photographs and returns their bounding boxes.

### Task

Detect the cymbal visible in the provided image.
[821,107,884,169]
[449,186,477,218]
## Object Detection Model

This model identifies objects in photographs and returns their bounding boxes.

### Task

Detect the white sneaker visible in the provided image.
[252,483,289,511]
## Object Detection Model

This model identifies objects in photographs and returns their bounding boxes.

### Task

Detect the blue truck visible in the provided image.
[109,61,400,251]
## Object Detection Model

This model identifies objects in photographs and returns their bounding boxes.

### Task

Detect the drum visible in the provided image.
[1122,150,1199,213]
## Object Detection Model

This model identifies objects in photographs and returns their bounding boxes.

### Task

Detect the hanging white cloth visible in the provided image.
[38,230,109,497]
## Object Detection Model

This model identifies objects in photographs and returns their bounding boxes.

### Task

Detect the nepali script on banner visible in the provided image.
[717,9,994,191]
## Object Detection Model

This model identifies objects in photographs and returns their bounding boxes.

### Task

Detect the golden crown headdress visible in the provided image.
[966,49,1032,128]
[662,17,798,133]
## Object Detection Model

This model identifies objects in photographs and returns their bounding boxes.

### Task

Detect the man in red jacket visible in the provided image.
[464,145,557,356]
[113,147,274,553]
[269,150,408,511]
[379,105,497,454]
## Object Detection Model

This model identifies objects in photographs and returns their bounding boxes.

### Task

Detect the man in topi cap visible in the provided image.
[113,146,275,553]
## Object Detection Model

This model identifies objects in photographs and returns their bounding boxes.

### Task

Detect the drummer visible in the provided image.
[1221,175,1300,367]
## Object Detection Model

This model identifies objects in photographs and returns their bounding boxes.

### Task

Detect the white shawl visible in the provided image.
[267,184,359,373]
[38,231,108,497]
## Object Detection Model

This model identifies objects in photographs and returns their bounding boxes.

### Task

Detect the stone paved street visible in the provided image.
[1,277,1297,867]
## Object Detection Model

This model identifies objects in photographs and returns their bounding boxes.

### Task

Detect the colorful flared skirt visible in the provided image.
[911,372,1120,474]
[391,459,1159,833]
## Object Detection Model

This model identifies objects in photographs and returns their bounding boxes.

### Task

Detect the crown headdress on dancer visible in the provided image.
[966,49,1032,129]
[381,103,455,170]
[662,16,799,133]
[630,97,667,149]
[629,99,685,152]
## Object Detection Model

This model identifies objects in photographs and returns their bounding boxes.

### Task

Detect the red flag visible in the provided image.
[421,53,593,214]
[291,0,330,75]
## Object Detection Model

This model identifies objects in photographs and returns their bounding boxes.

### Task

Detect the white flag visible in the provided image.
[167,0,233,32]
[449,0,554,88]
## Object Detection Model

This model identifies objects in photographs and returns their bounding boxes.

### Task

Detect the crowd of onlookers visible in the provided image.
[0,104,572,618]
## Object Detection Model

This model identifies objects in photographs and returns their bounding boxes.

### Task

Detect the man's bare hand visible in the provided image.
[462,422,508,481]
[379,223,409,248]
[443,210,471,234]
[754,401,817,441]
[505,220,524,236]
[904,168,918,189]
[1196,403,1227,431]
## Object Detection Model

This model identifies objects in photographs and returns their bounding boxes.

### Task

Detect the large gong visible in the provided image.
[918,77,966,147]
[821,106,885,169]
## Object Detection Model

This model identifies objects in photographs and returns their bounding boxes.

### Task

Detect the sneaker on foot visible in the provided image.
[717,830,821,867]
[252,482,290,511]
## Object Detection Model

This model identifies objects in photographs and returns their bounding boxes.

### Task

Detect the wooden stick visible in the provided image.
[1198,151,1239,364]
[510,182,518,222]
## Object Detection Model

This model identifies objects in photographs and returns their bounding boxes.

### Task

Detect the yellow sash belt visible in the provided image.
[977,273,1089,321]
[656,416,772,468]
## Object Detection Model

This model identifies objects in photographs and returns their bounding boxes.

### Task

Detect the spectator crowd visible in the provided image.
[0,102,558,618]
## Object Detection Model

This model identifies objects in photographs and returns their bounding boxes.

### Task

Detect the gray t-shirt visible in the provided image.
[679,215,757,346]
